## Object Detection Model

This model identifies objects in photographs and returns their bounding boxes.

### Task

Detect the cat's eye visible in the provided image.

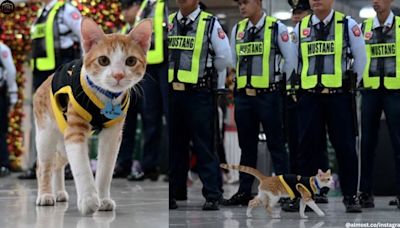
[126,56,137,66]
[98,56,110,66]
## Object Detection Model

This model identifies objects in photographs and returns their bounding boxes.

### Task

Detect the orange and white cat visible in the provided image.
[220,164,334,219]
[33,17,152,215]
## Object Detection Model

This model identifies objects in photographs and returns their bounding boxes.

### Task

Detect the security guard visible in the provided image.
[127,0,169,182]
[19,0,82,179]
[358,0,400,210]
[223,0,292,206]
[168,0,232,210]
[291,0,366,212]
[0,41,18,177]
[283,0,330,212]
[113,0,141,178]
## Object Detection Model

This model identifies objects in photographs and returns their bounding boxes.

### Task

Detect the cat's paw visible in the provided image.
[78,194,100,215]
[300,215,308,219]
[56,191,69,202]
[99,198,116,211]
[317,211,325,217]
[246,212,253,218]
[36,193,55,206]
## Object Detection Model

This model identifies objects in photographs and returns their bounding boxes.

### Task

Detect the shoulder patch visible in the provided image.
[1,51,8,59]
[352,25,361,37]
[217,28,226,39]
[70,11,80,20]
[302,28,310,37]
[281,31,289,42]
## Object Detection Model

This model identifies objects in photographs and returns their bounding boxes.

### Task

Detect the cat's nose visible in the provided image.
[113,72,124,81]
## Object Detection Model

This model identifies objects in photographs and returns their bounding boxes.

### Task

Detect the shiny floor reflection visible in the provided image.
[170,181,400,228]
[0,174,168,228]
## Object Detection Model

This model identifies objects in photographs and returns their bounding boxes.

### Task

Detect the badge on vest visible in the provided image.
[237,31,245,40]
[364,31,373,41]
[302,28,311,37]
[101,102,122,120]
[168,23,174,32]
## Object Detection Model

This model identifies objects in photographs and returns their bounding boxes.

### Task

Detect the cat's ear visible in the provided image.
[81,17,106,53]
[326,169,331,175]
[128,19,153,53]
[318,169,323,176]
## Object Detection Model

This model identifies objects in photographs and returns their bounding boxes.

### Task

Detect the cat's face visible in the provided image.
[315,169,334,189]
[80,17,152,93]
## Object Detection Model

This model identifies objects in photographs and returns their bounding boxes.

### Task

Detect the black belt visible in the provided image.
[170,77,211,92]
[305,88,349,94]
[236,83,280,96]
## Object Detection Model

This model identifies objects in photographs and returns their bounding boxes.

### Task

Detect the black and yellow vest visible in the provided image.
[50,59,130,133]
[278,174,318,200]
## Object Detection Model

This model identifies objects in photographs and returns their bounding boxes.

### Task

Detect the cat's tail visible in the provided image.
[220,164,266,181]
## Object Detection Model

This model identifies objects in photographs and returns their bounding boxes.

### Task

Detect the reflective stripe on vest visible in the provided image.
[235,17,276,89]
[30,1,65,71]
[300,12,344,89]
[135,0,165,64]
[363,17,400,90]
[167,11,210,84]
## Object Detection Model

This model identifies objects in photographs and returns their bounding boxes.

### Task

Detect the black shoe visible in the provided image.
[64,165,73,180]
[202,200,219,210]
[113,165,131,178]
[358,192,374,208]
[343,195,362,213]
[0,166,10,177]
[281,197,312,212]
[17,168,36,180]
[389,196,400,207]
[169,198,178,210]
[314,193,329,204]
[127,169,160,181]
[175,190,187,201]
[220,192,252,206]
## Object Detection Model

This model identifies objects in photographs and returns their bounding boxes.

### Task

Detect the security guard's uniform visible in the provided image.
[168,6,232,209]
[0,41,17,173]
[359,11,400,204]
[49,59,130,134]
[228,12,292,199]
[128,0,169,180]
[292,9,366,212]
[31,0,82,91]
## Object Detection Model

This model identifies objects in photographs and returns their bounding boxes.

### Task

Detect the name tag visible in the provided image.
[168,36,195,50]
[306,41,335,57]
[31,23,46,39]
[237,42,264,56]
[370,43,396,58]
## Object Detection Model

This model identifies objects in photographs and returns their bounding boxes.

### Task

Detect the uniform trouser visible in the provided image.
[116,92,140,170]
[296,92,357,196]
[360,90,400,196]
[235,92,289,195]
[141,61,169,172]
[169,90,222,201]
[0,87,10,168]
[286,96,329,174]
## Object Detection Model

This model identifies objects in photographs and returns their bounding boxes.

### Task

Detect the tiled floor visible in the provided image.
[170,182,400,228]
[0,174,168,228]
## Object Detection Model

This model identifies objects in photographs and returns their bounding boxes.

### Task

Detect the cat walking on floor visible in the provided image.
[33,17,152,215]
[220,164,334,219]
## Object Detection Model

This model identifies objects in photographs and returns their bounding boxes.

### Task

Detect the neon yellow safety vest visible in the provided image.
[30,1,65,71]
[300,12,345,89]
[363,17,400,90]
[135,0,165,64]
[168,11,211,84]
[235,17,277,89]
